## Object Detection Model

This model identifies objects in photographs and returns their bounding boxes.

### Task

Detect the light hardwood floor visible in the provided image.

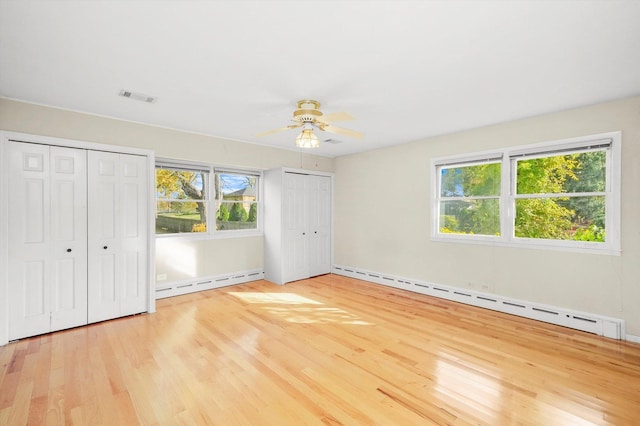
[1,274,640,425]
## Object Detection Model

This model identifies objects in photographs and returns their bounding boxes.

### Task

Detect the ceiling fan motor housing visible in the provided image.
[293,99,323,123]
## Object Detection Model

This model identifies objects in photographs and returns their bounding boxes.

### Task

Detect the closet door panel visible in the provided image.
[119,154,148,316]
[8,142,88,339]
[283,173,309,283]
[88,151,148,322]
[49,146,88,331]
[308,175,331,277]
[8,143,51,339]
[22,262,47,318]
[87,151,121,323]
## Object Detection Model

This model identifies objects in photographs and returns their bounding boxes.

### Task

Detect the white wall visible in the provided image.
[334,96,640,335]
[0,98,334,283]
[3,96,640,336]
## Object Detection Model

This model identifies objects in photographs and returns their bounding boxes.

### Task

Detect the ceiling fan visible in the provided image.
[256,100,363,148]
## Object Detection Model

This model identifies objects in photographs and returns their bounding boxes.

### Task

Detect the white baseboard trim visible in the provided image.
[155,269,264,299]
[333,265,626,341]
[626,334,640,344]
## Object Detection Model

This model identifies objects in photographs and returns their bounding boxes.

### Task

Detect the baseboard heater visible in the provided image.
[333,265,625,340]
[155,269,264,299]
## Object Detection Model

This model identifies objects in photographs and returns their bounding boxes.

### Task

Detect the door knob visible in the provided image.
[302,232,306,236]
[103,246,108,250]
[66,248,72,253]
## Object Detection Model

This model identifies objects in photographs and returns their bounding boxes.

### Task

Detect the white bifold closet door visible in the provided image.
[7,143,149,340]
[283,172,309,283]
[264,168,332,285]
[8,142,88,340]
[87,151,148,323]
[282,172,332,284]
[307,175,331,277]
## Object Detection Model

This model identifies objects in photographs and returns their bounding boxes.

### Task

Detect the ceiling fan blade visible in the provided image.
[321,124,364,139]
[256,123,302,137]
[317,111,354,123]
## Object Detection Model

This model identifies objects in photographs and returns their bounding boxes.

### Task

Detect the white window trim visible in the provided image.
[431,131,621,255]
[155,158,264,239]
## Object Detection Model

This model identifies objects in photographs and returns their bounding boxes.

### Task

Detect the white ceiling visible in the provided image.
[1,1,639,158]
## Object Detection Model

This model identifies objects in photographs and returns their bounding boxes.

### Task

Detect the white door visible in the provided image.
[118,154,148,316]
[283,172,309,282]
[308,175,331,277]
[49,146,89,331]
[8,142,88,340]
[87,151,147,323]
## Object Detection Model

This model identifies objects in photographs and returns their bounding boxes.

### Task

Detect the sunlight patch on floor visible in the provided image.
[228,292,322,305]
[264,306,374,325]
[228,292,374,325]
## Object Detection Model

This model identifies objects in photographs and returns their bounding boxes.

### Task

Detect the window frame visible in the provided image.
[436,158,503,240]
[155,158,263,239]
[431,132,621,255]
[214,168,261,235]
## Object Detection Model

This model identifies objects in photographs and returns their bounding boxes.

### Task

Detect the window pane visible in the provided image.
[156,169,207,200]
[216,202,258,231]
[216,173,258,201]
[156,201,206,234]
[440,163,501,197]
[516,151,606,195]
[515,196,605,241]
[439,199,500,236]
[156,167,208,234]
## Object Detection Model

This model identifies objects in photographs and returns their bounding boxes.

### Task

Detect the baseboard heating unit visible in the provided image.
[155,269,264,299]
[333,265,625,340]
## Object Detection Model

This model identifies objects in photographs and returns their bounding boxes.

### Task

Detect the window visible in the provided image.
[214,170,259,231]
[433,132,620,254]
[155,160,261,236]
[513,148,607,242]
[156,164,209,234]
[438,160,501,237]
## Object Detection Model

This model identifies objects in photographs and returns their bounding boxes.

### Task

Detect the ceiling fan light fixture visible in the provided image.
[295,128,320,148]
[256,98,362,144]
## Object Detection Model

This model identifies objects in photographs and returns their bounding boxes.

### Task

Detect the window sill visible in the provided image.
[155,230,264,241]
[431,234,621,256]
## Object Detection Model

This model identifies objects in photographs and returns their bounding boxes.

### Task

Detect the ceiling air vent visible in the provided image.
[119,89,157,103]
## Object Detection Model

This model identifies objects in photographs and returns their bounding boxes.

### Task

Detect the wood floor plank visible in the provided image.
[2,274,640,425]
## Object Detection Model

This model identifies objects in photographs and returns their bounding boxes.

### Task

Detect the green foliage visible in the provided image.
[514,198,573,239]
[441,163,500,197]
[170,201,186,214]
[247,203,257,222]
[217,203,230,221]
[229,203,248,222]
[516,155,578,194]
[514,152,578,240]
[440,163,501,236]
[562,151,606,228]
[441,150,607,241]
[573,225,605,242]
[514,152,605,240]
[442,215,459,231]
[442,199,500,236]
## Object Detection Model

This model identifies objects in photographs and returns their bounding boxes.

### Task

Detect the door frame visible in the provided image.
[0,131,156,346]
